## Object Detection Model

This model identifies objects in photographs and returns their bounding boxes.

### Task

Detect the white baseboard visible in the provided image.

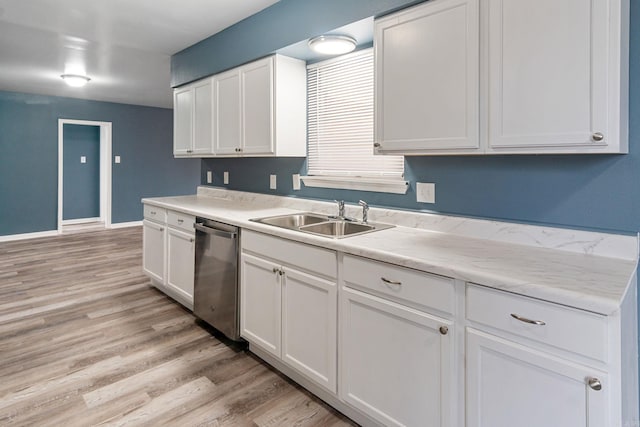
[0,230,59,242]
[61,217,102,225]
[110,221,143,229]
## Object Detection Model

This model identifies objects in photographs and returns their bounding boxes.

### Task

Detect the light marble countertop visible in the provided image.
[142,192,638,315]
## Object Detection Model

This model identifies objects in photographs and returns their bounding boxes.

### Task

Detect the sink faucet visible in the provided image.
[334,200,345,219]
[359,200,369,223]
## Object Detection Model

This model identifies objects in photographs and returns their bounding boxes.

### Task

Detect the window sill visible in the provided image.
[300,176,409,194]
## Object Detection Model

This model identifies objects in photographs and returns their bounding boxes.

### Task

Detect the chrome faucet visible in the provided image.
[334,200,345,219]
[359,200,369,223]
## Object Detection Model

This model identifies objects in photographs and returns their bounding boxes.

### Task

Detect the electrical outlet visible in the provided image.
[270,174,277,190]
[80,156,86,163]
[292,174,301,190]
[416,182,436,203]
[223,171,229,185]
[206,171,212,184]
[114,156,121,164]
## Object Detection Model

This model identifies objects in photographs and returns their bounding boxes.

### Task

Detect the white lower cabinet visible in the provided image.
[240,253,282,357]
[282,266,337,392]
[340,255,456,427]
[340,286,454,427]
[466,328,607,427]
[142,219,165,283]
[141,204,194,310]
[166,227,195,307]
[240,230,337,393]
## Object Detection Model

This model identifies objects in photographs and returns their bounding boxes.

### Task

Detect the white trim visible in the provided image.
[301,175,409,194]
[61,217,101,226]
[0,230,58,242]
[58,119,112,234]
[110,221,143,229]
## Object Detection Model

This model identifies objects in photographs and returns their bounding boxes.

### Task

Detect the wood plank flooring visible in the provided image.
[0,227,357,426]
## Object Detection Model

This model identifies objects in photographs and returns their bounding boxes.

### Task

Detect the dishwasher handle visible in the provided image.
[194,223,238,239]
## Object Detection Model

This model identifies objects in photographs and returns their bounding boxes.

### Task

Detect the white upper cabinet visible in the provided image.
[242,58,274,155]
[214,55,306,157]
[214,68,242,155]
[486,0,627,153]
[374,0,629,155]
[173,78,214,157]
[173,87,193,156]
[375,0,480,154]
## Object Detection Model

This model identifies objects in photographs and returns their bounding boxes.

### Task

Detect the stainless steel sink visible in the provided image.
[300,221,375,237]
[250,212,394,238]
[252,213,329,228]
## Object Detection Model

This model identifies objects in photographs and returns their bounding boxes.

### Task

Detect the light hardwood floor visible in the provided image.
[0,227,357,426]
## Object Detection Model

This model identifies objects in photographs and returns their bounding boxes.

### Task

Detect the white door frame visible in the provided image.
[58,119,112,232]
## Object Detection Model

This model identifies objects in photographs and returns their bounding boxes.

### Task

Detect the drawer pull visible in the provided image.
[510,313,546,326]
[587,377,602,391]
[150,211,156,215]
[273,267,279,273]
[439,326,448,335]
[381,277,402,286]
[177,219,184,224]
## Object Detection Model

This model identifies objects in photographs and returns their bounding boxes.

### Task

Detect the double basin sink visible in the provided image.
[251,212,394,238]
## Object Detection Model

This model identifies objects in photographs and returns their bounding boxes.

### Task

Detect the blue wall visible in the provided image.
[0,91,200,236]
[62,124,100,220]
[172,0,421,87]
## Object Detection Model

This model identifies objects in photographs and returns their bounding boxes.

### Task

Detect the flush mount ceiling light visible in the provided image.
[308,34,357,55]
[60,74,91,87]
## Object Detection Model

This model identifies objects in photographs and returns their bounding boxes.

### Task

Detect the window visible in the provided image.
[302,48,407,194]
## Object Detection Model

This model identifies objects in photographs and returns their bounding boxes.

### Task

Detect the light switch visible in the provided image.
[270,174,277,190]
[80,156,86,163]
[416,182,436,203]
[292,174,301,191]
[114,156,121,164]
[223,171,229,185]
[206,171,212,184]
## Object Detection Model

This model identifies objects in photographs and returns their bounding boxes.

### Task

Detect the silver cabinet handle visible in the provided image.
[587,377,602,391]
[592,132,604,142]
[510,313,546,326]
[439,326,448,335]
[177,219,184,223]
[381,277,402,286]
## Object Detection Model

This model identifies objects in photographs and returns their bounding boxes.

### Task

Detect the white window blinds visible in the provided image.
[307,48,404,178]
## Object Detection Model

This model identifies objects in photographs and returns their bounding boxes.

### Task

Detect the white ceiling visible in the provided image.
[0,0,280,108]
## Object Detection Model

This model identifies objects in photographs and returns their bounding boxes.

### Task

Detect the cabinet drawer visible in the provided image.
[242,230,336,279]
[466,284,608,362]
[167,210,195,233]
[343,255,455,315]
[143,205,167,222]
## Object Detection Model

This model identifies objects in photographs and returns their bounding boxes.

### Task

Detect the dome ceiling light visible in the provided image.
[60,74,91,87]
[308,34,357,55]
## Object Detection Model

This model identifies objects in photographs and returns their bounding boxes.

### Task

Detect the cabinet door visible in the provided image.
[242,57,274,155]
[214,69,241,155]
[142,220,165,284]
[166,227,195,308]
[466,328,608,427]
[240,253,281,357]
[192,79,214,155]
[282,266,336,393]
[375,0,479,153]
[173,87,193,155]
[340,287,454,427]
[486,0,609,151]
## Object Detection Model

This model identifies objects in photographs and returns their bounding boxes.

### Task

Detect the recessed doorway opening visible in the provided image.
[57,119,112,234]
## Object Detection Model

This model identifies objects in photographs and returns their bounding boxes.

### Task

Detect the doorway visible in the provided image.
[57,119,112,233]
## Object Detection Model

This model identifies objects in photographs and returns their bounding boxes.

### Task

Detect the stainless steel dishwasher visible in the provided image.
[193,218,241,341]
